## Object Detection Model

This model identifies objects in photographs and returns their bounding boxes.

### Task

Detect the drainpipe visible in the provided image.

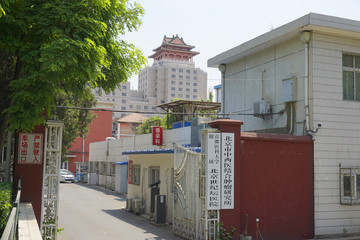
[117,122,121,139]
[300,31,315,139]
[219,64,226,115]
[82,135,85,162]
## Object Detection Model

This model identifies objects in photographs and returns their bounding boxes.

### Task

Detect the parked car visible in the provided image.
[60,169,75,183]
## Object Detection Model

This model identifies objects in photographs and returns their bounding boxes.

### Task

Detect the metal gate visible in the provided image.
[41,121,63,240]
[173,143,219,240]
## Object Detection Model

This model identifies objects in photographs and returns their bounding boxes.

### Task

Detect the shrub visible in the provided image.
[0,182,12,235]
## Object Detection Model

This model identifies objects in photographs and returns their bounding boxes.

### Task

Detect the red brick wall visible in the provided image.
[67,110,112,173]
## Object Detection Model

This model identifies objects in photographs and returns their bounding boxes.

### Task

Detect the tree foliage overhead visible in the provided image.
[136,115,177,135]
[0,0,146,151]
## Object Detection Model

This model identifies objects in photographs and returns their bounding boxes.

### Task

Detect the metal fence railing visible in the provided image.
[1,178,21,240]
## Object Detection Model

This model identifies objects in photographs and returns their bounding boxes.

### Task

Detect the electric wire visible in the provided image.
[56,105,285,117]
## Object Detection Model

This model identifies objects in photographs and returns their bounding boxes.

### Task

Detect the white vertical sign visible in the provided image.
[221,133,234,209]
[206,132,221,210]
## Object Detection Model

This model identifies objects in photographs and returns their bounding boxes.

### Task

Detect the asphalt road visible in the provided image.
[58,183,182,240]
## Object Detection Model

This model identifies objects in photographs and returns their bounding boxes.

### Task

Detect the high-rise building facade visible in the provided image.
[94,35,207,119]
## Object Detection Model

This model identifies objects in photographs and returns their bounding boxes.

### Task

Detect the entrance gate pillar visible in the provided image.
[208,119,243,232]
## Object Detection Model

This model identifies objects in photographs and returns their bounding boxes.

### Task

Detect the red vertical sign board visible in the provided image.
[18,133,43,164]
[152,126,163,145]
[128,160,133,184]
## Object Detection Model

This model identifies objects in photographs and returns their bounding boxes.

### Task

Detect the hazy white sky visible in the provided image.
[123,0,360,91]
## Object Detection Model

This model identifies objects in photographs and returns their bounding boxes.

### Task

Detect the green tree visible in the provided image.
[53,89,96,161]
[136,114,177,134]
[0,0,146,152]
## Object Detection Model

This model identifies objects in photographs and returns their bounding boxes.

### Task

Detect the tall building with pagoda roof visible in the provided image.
[94,35,207,120]
[138,34,207,106]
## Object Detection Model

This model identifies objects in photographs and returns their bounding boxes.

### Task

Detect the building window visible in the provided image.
[171,87,175,91]
[179,88,183,91]
[194,70,197,74]
[193,95,197,99]
[194,77,198,80]
[112,91,115,95]
[149,166,160,185]
[343,54,360,100]
[161,100,165,103]
[144,106,148,110]
[178,94,183,98]
[179,75,183,79]
[122,93,126,96]
[172,68,176,72]
[132,165,141,185]
[186,69,190,73]
[193,89,197,92]
[130,105,133,108]
[136,105,140,109]
[152,106,156,110]
[186,88,190,92]
[171,74,176,78]
[122,85,127,90]
[171,81,176,84]
[122,99,126,103]
[171,93,175,97]
[340,167,360,205]
[179,81,183,85]
[186,95,190,98]
[186,76,190,79]
[121,106,126,110]
[179,69,183,73]
[194,83,198,86]
[112,99,115,102]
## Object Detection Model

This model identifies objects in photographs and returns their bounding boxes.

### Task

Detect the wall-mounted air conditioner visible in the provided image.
[126,198,133,212]
[132,199,142,214]
[254,100,271,118]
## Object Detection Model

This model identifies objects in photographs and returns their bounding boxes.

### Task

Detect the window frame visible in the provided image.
[132,165,141,185]
[149,166,160,185]
[340,167,360,205]
[343,54,360,101]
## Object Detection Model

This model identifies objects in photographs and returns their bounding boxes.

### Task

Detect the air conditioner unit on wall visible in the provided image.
[254,100,271,118]
[126,198,133,212]
[131,199,142,214]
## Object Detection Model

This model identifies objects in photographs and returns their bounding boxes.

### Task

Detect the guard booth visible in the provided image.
[75,162,88,183]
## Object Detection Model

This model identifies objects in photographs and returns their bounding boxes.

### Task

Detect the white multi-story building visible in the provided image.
[94,35,207,119]
[209,13,360,237]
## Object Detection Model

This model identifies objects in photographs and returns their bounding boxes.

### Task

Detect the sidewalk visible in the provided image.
[58,183,181,240]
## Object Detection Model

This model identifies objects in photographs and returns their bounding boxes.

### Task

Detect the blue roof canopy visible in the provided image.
[113,161,129,165]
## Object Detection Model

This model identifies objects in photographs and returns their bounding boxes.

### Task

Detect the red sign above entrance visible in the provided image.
[18,133,43,164]
[152,126,163,145]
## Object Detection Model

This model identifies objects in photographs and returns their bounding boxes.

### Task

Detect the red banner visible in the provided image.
[18,133,43,164]
[152,126,163,145]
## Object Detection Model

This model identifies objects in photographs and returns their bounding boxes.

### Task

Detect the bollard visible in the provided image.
[244,214,248,236]
[255,218,259,240]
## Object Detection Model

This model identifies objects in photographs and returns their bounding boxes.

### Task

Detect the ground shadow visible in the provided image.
[75,183,182,239]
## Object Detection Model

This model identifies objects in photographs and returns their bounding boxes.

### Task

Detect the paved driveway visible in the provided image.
[58,183,182,240]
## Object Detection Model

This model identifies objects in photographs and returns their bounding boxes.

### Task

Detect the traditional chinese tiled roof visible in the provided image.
[116,113,147,124]
[149,35,199,59]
